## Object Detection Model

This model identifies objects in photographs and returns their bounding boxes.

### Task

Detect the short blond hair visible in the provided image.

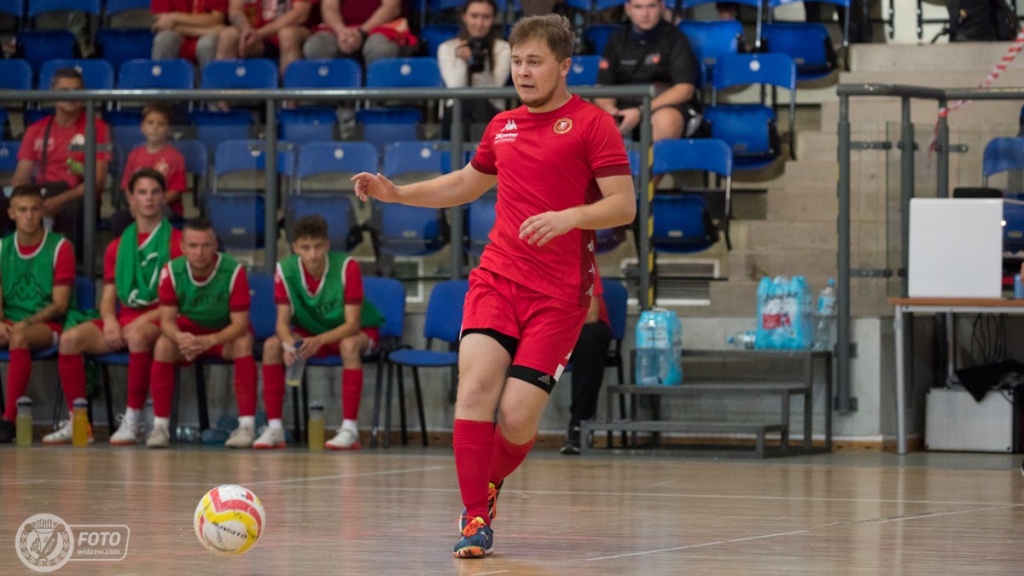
[508,14,576,62]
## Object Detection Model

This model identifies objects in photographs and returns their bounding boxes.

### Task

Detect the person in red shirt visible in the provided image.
[352,14,636,558]
[111,105,188,234]
[9,68,110,251]
[151,0,229,68]
[47,169,183,446]
[146,218,256,449]
[303,0,407,66]
[215,0,319,76]
[0,186,76,443]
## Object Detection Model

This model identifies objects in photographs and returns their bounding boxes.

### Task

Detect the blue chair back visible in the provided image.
[0,59,32,90]
[172,140,209,177]
[983,137,1024,181]
[296,141,378,180]
[190,110,253,161]
[366,57,444,88]
[204,194,265,249]
[248,273,276,342]
[96,29,154,71]
[74,276,97,312]
[106,0,151,17]
[283,58,361,88]
[601,277,628,341]
[355,108,422,156]
[363,276,406,342]
[584,23,624,56]
[678,20,745,84]
[0,0,22,19]
[382,140,450,178]
[761,23,834,80]
[38,59,114,90]
[567,55,601,86]
[278,108,337,145]
[652,138,733,177]
[712,53,796,92]
[703,106,776,161]
[118,58,195,90]
[465,190,497,255]
[213,139,295,182]
[424,280,469,343]
[419,24,459,58]
[16,30,77,77]
[0,140,19,172]
[201,59,278,89]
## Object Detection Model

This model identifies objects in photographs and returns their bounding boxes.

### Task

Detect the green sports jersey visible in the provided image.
[115,218,172,308]
[0,231,67,322]
[167,252,242,329]
[278,252,383,335]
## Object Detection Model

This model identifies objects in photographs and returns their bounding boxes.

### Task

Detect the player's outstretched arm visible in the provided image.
[351,164,497,208]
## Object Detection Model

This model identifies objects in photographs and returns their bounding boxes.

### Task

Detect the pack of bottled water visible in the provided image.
[635,307,683,385]
[755,276,813,350]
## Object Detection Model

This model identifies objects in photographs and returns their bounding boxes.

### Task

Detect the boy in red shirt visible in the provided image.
[353,14,636,558]
[0,186,76,443]
[146,218,257,449]
[49,169,183,445]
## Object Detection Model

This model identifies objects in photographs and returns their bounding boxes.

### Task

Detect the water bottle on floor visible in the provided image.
[726,331,756,349]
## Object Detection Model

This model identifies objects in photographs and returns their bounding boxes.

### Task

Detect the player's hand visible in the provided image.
[298,336,323,359]
[519,210,577,247]
[351,172,399,203]
[102,320,124,349]
[282,339,299,366]
[616,107,641,136]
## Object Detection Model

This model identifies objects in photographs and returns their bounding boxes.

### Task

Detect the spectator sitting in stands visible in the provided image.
[215,0,319,77]
[9,68,110,253]
[438,0,511,141]
[303,0,413,66]
[0,186,77,443]
[110,105,188,235]
[594,0,702,142]
[151,0,228,69]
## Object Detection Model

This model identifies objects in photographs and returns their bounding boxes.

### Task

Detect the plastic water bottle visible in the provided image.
[308,402,325,452]
[72,398,89,447]
[726,331,756,349]
[16,396,32,446]
[813,278,837,352]
[664,312,683,385]
[285,340,306,387]
[635,312,661,386]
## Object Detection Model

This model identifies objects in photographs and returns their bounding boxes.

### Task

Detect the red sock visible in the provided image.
[58,353,87,415]
[4,349,32,420]
[150,360,176,418]
[341,368,362,421]
[453,418,496,524]
[233,355,257,417]
[489,425,536,486]
[262,363,285,420]
[126,352,152,411]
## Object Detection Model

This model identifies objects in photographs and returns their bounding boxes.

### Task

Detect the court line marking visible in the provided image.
[18,466,449,487]
[587,502,1024,561]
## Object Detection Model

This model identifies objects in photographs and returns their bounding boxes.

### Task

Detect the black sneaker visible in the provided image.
[1020,458,1024,479]
[560,425,581,455]
[0,419,15,443]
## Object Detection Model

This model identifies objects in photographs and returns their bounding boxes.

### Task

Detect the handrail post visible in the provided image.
[836,93,852,413]
[450,97,464,280]
[936,99,950,199]
[900,96,914,298]
[264,99,277,272]
[83,98,96,280]
[638,97,652,311]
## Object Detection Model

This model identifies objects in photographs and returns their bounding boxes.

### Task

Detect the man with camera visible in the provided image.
[595,0,702,142]
[437,0,511,141]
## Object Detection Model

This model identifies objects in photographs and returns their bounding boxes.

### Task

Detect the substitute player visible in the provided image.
[49,168,182,445]
[352,14,636,558]
[146,218,257,449]
[254,215,384,450]
[0,186,76,443]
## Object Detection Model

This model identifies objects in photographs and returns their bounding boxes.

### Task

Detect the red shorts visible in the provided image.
[292,326,381,357]
[3,318,62,345]
[88,313,160,330]
[462,267,587,389]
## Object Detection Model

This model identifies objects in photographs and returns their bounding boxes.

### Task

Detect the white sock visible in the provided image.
[153,417,169,430]
[268,419,283,430]
[342,419,358,432]
[124,407,139,425]
[238,416,255,430]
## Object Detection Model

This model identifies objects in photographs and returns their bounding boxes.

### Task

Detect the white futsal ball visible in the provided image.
[194,484,266,556]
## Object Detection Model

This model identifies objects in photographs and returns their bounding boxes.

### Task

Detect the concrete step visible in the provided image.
[848,42,1021,73]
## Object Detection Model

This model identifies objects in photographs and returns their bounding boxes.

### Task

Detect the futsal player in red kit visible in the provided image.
[352,14,636,558]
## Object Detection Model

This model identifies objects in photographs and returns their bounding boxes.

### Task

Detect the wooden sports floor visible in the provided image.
[4,445,1024,575]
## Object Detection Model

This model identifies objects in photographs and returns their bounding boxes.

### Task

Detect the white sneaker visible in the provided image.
[146,422,170,449]
[42,420,93,445]
[252,426,286,449]
[109,415,144,446]
[325,428,361,451]
[225,426,254,449]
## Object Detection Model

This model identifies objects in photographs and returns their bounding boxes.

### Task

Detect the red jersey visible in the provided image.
[151,0,229,61]
[103,227,184,323]
[339,0,381,27]
[3,236,76,286]
[239,0,319,29]
[470,95,631,307]
[18,113,112,190]
[119,144,188,217]
[273,256,363,306]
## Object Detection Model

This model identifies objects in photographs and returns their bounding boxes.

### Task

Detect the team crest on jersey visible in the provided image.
[644,53,661,66]
[553,118,572,134]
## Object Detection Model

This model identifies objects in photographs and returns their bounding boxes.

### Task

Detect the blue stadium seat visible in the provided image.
[567,54,601,86]
[0,140,20,173]
[369,141,451,257]
[419,24,459,58]
[96,28,154,71]
[38,58,114,90]
[118,58,195,90]
[651,138,733,253]
[16,30,77,78]
[678,20,745,86]
[201,59,278,89]
[584,23,624,56]
[278,108,337,145]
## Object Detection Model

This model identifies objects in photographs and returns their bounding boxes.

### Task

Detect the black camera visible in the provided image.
[466,37,490,74]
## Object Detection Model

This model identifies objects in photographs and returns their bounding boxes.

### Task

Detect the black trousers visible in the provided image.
[568,321,613,426]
